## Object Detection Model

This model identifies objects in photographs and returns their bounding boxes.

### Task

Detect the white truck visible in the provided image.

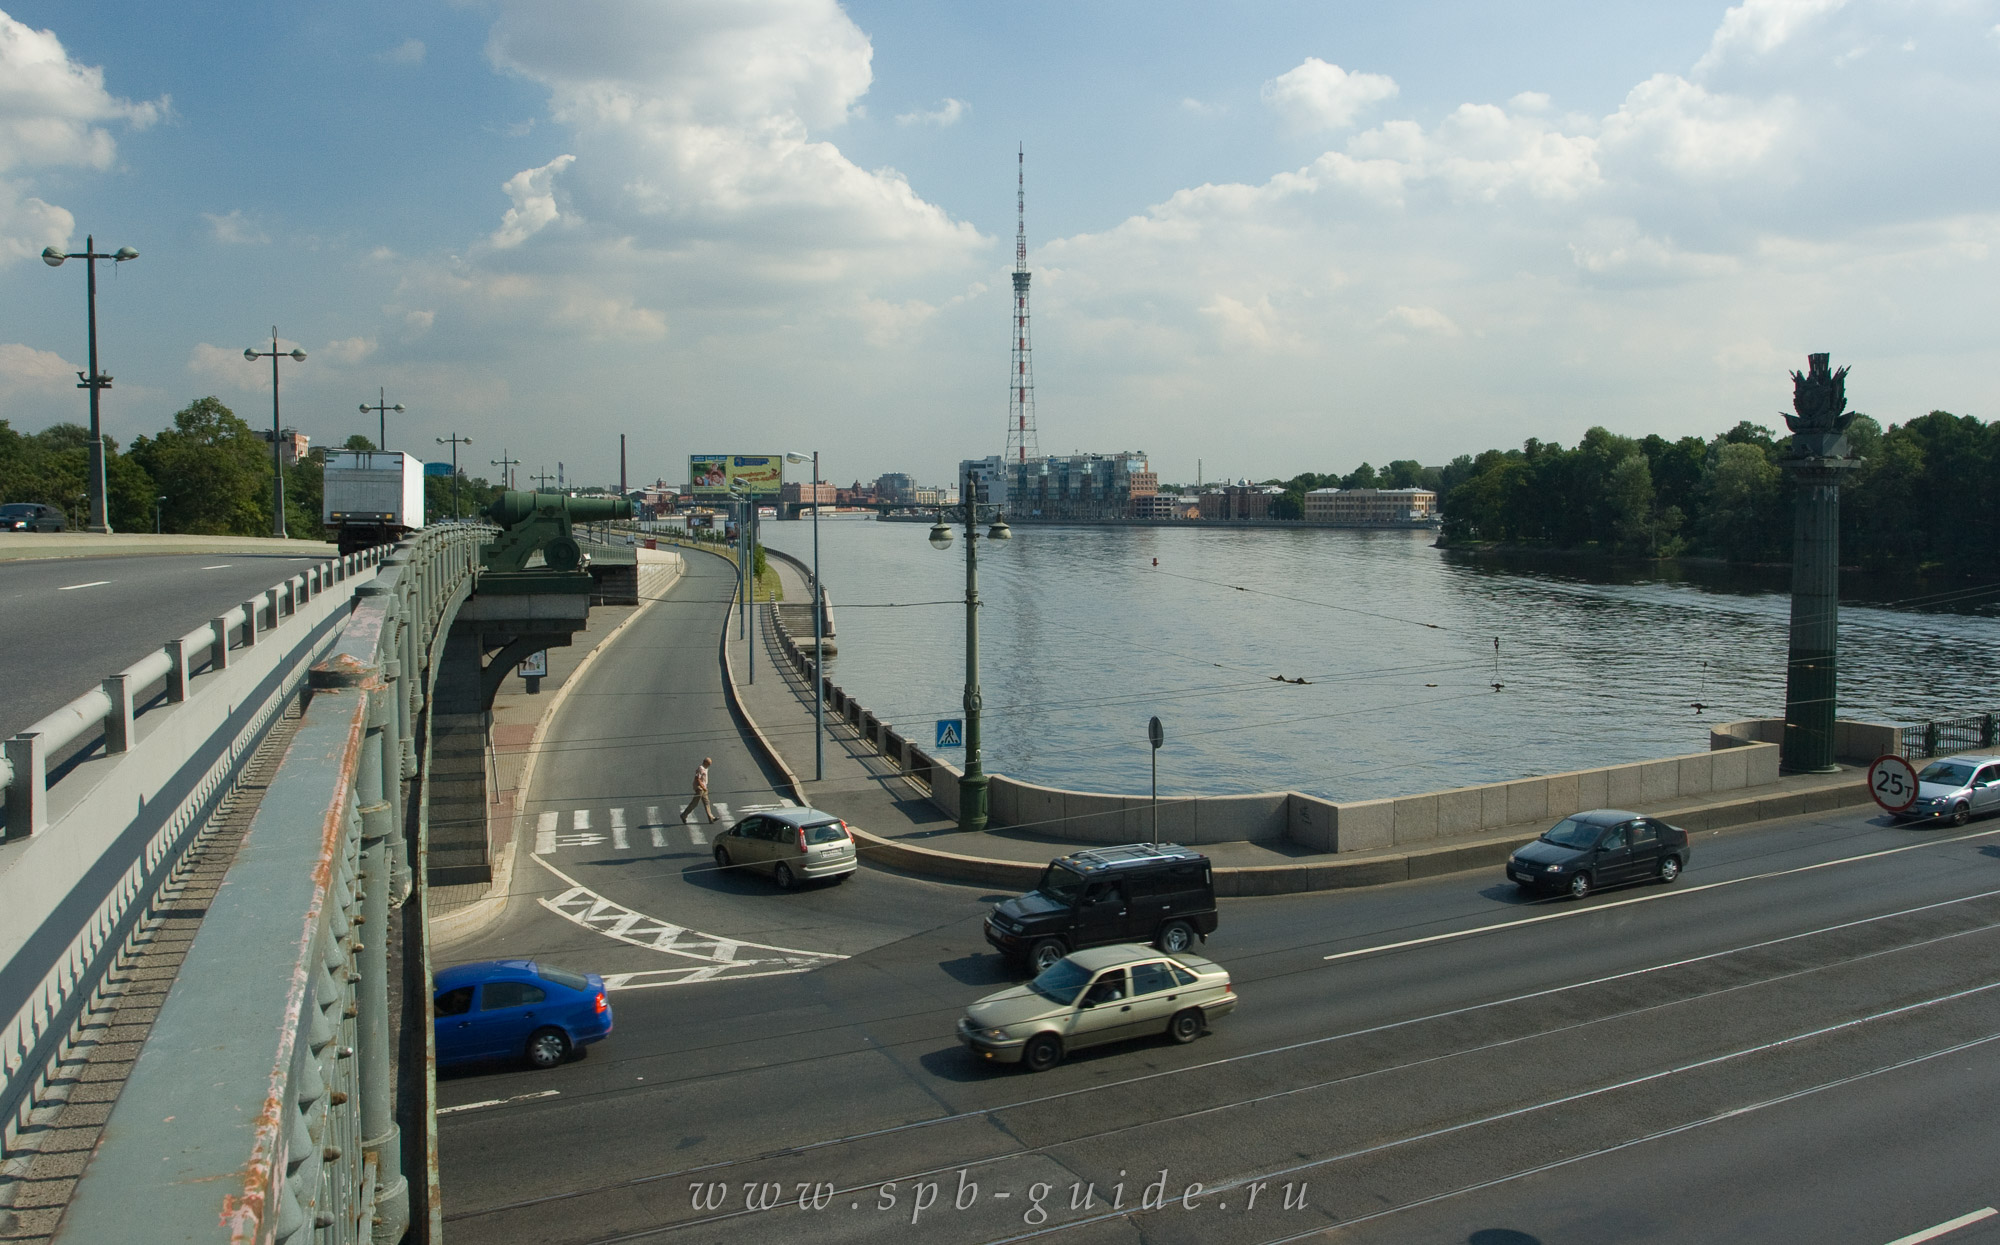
[323,450,426,554]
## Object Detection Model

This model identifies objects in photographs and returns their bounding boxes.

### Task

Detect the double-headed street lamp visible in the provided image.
[437,434,472,519]
[42,237,138,534]
[361,389,405,452]
[784,450,824,780]
[927,465,1011,832]
[244,329,305,538]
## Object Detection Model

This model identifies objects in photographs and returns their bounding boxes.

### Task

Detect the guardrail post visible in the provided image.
[241,599,260,648]
[357,719,408,1240]
[165,638,192,702]
[209,615,232,671]
[4,732,45,838]
[266,587,282,628]
[102,673,134,754]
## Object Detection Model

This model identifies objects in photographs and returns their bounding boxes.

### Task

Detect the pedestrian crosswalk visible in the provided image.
[531,798,797,857]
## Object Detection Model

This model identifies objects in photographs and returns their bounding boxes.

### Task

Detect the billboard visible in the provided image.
[690,454,783,497]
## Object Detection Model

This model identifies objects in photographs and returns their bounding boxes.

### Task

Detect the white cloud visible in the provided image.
[1695,0,1849,74]
[895,98,966,127]
[0,13,166,262]
[203,209,268,246]
[1379,305,1462,337]
[1599,74,1793,180]
[0,341,76,393]
[188,339,303,393]
[1337,103,1602,203]
[489,153,575,249]
[1261,58,1398,131]
[376,38,425,66]
[320,336,377,364]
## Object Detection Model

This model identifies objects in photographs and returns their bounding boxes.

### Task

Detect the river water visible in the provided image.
[756,519,1999,803]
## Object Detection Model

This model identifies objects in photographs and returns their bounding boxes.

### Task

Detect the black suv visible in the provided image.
[0,503,66,532]
[985,843,1219,973]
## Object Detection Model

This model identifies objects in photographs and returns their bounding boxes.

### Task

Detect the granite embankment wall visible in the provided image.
[766,603,1891,853]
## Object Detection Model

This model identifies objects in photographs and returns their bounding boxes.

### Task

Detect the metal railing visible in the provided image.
[1902,713,2000,760]
[2,547,390,1158]
[53,522,487,1243]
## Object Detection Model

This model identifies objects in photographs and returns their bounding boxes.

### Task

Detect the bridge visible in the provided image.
[0,493,632,1243]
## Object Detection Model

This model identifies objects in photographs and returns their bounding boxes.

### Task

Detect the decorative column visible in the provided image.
[1780,353,1859,773]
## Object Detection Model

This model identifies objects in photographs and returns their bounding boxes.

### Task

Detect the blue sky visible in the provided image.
[2,0,1995,490]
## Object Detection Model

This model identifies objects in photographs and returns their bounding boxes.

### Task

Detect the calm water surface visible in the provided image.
[757,520,1999,803]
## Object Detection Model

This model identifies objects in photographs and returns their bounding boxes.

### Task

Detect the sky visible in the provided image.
[1,0,1995,491]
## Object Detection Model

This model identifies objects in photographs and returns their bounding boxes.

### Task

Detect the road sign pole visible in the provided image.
[1148,715,1164,844]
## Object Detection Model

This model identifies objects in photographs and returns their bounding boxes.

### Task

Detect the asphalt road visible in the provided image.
[436,562,2000,1245]
[0,550,335,739]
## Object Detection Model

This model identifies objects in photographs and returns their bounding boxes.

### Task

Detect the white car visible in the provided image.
[711,807,858,887]
[1900,756,2000,826]
[957,944,1236,1072]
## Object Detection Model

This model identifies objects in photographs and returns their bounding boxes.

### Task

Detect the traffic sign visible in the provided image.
[1868,754,1919,814]
[935,719,963,749]
[1148,716,1164,750]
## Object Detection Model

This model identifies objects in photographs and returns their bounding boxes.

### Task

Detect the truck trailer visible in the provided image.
[323,450,425,554]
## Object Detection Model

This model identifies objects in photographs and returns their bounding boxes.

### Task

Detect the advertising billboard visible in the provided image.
[689,454,783,497]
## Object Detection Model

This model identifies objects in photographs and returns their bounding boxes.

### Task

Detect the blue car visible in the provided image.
[433,960,612,1070]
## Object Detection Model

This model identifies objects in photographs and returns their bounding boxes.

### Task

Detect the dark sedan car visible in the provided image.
[0,502,65,532]
[1506,809,1690,899]
[433,959,612,1070]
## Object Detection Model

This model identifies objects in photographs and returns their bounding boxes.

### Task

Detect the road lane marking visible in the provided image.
[687,824,708,845]
[58,580,110,591]
[438,1090,560,1117]
[645,806,665,848]
[1326,821,2000,964]
[573,809,590,831]
[201,564,232,570]
[535,811,557,855]
[610,807,628,850]
[530,855,843,981]
[1885,1209,2000,1245]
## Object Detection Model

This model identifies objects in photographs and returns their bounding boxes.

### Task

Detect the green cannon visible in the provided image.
[479,490,633,575]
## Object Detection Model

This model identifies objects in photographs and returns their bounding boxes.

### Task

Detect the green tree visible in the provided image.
[128,397,274,535]
[1696,441,1782,561]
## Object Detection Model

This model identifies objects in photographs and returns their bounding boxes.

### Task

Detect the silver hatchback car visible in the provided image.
[712,807,858,887]
[1901,756,2000,826]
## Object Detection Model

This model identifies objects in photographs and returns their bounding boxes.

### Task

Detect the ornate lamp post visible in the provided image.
[1780,353,1860,773]
[437,433,472,519]
[243,329,306,538]
[927,465,1011,832]
[42,237,138,533]
[360,388,405,452]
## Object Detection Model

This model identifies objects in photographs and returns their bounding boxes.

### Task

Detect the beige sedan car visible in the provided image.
[957,944,1236,1072]
[712,807,858,888]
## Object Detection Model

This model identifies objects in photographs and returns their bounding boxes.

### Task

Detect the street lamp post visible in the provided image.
[786,451,823,781]
[42,236,138,533]
[360,389,405,452]
[243,329,306,538]
[927,464,1011,832]
[154,494,167,534]
[490,450,519,491]
[437,434,472,519]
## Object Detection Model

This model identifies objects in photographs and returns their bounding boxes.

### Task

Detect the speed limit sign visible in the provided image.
[1868,754,1919,814]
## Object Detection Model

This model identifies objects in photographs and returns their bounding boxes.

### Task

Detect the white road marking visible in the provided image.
[1326,821,2000,964]
[1885,1209,2000,1245]
[531,855,843,983]
[201,564,232,570]
[573,809,590,831]
[553,833,605,849]
[650,825,667,848]
[535,811,558,855]
[437,1089,561,1117]
[610,807,628,850]
[58,580,110,591]
[687,824,708,846]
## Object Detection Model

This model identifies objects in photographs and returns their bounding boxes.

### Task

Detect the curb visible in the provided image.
[708,547,810,809]
[427,554,685,944]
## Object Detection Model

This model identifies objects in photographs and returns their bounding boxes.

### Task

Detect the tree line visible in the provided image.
[1263,411,1995,573]
[0,396,506,536]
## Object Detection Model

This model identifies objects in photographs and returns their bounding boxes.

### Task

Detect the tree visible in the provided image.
[1696,440,1782,562]
[128,397,274,535]
[1605,452,1657,554]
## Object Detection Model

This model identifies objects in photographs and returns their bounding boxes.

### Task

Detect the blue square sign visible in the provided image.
[935,719,963,749]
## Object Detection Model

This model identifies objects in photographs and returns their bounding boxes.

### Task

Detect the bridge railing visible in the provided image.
[1,546,391,1157]
[47,522,488,1243]
[1901,712,2000,760]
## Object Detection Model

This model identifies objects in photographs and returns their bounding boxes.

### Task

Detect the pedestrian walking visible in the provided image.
[680,756,715,823]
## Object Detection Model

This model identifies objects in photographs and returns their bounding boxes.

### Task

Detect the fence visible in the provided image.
[1902,713,2000,760]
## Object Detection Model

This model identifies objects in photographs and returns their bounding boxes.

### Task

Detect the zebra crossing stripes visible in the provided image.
[530,800,798,855]
[609,806,628,850]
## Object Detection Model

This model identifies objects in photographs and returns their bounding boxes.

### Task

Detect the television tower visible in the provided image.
[1004,145,1041,465]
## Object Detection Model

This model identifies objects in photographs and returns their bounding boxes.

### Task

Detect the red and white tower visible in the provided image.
[1005,145,1040,465]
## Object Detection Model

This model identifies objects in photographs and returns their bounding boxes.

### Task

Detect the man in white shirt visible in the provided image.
[680,756,715,823]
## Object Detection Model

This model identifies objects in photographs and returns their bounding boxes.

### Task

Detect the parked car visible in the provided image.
[1506,809,1691,899]
[0,502,65,532]
[1898,756,2000,826]
[712,806,858,887]
[957,944,1237,1072]
[985,842,1218,973]
[433,959,611,1070]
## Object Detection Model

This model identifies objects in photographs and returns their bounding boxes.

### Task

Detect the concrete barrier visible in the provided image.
[1712,717,1900,762]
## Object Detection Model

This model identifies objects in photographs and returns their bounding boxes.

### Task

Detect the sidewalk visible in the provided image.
[429,547,683,938]
[732,554,1875,895]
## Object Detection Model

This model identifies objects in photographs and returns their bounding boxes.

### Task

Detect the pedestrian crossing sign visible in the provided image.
[936,719,963,748]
